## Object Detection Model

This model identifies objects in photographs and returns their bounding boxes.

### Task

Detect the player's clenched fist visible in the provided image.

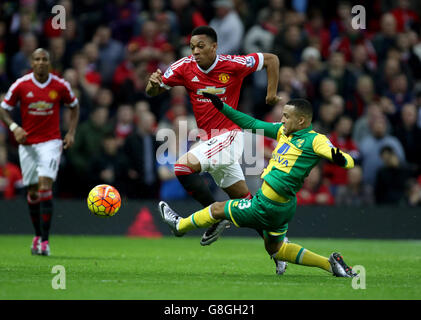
[63,132,75,150]
[12,126,27,144]
[266,95,282,106]
[148,69,163,87]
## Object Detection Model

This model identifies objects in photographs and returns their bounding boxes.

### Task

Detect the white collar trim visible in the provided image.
[31,73,52,89]
[196,55,219,74]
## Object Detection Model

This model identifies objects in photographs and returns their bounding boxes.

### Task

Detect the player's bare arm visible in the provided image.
[262,53,281,105]
[63,103,80,150]
[0,107,27,144]
[145,69,167,97]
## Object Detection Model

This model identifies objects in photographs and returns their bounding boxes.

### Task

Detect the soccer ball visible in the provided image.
[87,184,121,217]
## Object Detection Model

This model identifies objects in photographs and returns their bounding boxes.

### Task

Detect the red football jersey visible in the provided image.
[161,53,263,140]
[1,72,78,144]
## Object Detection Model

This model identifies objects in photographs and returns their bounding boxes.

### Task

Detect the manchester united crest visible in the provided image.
[218,73,230,83]
[49,90,58,100]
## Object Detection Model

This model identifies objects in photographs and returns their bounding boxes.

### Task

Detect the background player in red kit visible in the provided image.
[0,48,80,256]
[146,26,281,247]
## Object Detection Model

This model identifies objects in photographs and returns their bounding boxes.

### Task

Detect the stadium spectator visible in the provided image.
[0,52,9,93]
[103,0,140,44]
[170,0,207,48]
[62,68,94,121]
[256,0,287,27]
[71,52,101,99]
[296,165,335,206]
[300,46,324,78]
[48,37,66,75]
[209,0,244,55]
[273,25,308,68]
[68,105,112,196]
[328,0,352,41]
[375,146,413,205]
[156,116,189,201]
[375,56,402,96]
[129,19,170,74]
[94,87,114,112]
[394,103,421,174]
[10,32,38,79]
[407,178,421,206]
[112,42,149,104]
[314,77,338,115]
[89,133,129,195]
[315,51,356,104]
[304,9,331,60]
[114,104,135,147]
[137,0,179,43]
[335,165,374,206]
[61,18,83,69]
[372,13,398,63]
[312,103,338,135]
[352,102,390,146]
[278,67,306,101]
[243,11,280,56]
[389,0,420,33]
[359,113,406,186]
[349,44,377,78]
[328,18,377,69]
[0,144,23,199]
[346,75,379,121]
[123,110,159,199]
[323,115,360,188]
[83,42,101,80]
[92,25,125,86]
[383,73,414,124]
[406,30,421,80]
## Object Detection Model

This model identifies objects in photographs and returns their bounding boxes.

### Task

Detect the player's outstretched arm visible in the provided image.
[145,69,167,97]
[262,53,281,106]
[312,134,354,169]
[203,92,281,140]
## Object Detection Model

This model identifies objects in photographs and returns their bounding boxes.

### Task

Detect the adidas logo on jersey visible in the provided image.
[26,91,34,98]
[191,76,199,82]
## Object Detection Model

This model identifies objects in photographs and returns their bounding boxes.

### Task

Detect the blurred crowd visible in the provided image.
[0,0,421,207]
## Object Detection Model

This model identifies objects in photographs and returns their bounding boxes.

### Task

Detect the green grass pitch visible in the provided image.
[0,235,420,300]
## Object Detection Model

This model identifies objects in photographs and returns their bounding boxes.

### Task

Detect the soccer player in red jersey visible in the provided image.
[0,48,80,256]
[146,26,281,247]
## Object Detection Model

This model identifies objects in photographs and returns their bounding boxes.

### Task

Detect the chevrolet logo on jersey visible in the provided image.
[28,101,53,110]
[197,86,226,95]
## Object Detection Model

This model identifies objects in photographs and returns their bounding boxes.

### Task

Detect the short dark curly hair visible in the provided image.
[191,26,218,43]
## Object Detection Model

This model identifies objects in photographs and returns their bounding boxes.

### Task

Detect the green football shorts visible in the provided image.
[224,189,297,243]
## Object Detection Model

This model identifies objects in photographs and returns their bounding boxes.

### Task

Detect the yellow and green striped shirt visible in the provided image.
[220,103,354,198]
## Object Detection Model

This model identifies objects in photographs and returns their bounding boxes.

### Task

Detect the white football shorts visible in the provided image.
[18,139,63,186]
[188,130,245,188]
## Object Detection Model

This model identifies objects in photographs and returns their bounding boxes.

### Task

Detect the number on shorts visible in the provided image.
[49,159,57,171]
[238,199,251,210]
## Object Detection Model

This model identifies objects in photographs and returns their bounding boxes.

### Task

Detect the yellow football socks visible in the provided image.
[177,205,220,233]
[273,242,332,272]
